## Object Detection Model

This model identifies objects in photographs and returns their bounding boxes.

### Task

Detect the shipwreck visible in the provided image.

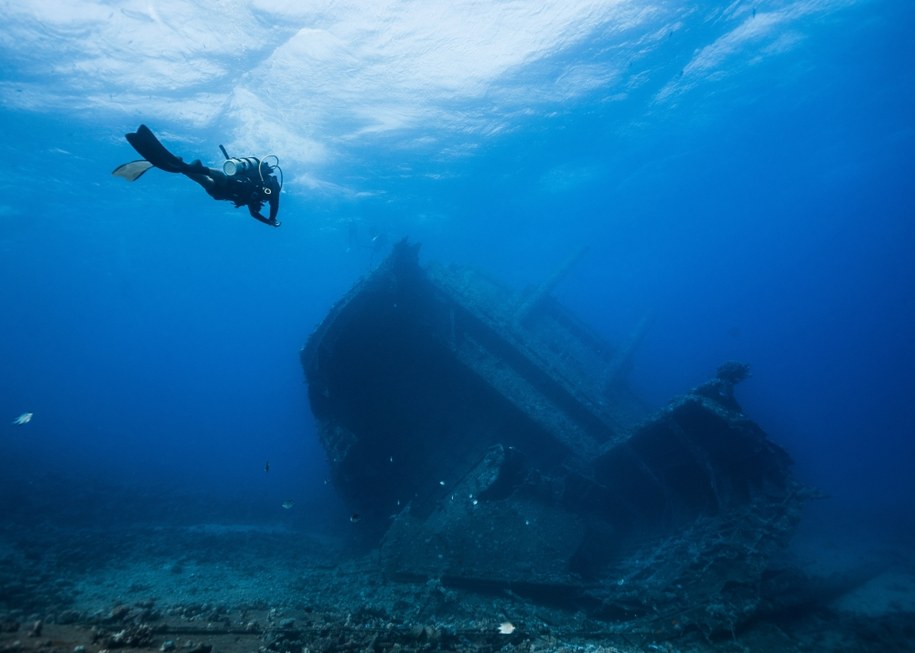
[301,240,805,635]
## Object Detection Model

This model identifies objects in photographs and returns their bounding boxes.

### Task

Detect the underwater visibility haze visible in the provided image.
[1,0,914,650]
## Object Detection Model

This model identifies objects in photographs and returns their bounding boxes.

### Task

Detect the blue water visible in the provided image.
[1,0,913,548]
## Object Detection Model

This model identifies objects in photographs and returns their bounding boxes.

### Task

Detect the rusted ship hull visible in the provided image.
[302,240,803,633]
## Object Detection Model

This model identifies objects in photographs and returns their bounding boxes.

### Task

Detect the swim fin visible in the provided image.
[125,124,186,173]
[112,159,155,182]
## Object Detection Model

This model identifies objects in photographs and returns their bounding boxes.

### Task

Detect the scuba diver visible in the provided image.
[113,124,283,227]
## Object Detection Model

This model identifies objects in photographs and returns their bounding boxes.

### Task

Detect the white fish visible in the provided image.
[498,622,515,635]
[12,412,33,425]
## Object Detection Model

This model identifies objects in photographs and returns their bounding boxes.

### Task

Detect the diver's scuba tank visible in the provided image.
[222,156,261,176]
[218,144,283,191]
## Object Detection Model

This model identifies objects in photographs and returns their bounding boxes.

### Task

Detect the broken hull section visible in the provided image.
[302,241,802,632]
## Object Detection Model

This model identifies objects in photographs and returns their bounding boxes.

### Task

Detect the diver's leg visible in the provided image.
[184,167,230,199]
[184,171,217,194]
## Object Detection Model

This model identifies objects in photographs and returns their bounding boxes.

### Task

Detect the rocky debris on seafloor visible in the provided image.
[165,603,230,627]
[104,623,155,648]
[89,600,161,627]
[262,627,304,653]
[182,644,211,653]
[255,613,608,653]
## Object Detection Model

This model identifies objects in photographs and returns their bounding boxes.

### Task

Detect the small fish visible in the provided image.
[281,500,294,510]
[349,512,361,523]
[264,461,270,473]
[498,622,515,635]
[12,412,33,425]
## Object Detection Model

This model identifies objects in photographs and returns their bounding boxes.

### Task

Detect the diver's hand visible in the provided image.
[248,205,281,227]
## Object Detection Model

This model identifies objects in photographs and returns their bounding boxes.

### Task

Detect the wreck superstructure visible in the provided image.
[302,240,803,634]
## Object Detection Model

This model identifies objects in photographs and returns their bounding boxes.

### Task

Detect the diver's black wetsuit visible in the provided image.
[182,159,281,226]
[118,125,281,227]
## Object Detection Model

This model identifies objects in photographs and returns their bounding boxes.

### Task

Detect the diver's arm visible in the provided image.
[267,184,280,223]
[248,203,281,227]
[252,176,281,225]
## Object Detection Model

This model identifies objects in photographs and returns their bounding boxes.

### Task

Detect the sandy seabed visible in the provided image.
[2,517,915,653]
